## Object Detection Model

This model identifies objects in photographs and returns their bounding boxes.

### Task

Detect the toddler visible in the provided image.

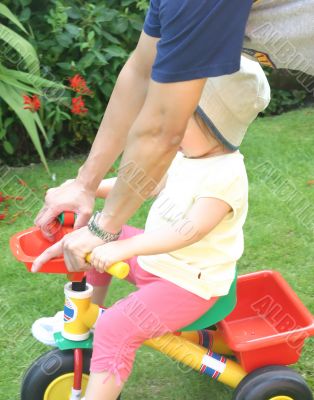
[85,56,270,400]
[34,56,270,400]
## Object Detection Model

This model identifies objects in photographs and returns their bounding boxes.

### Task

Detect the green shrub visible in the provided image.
[261,67,309,116]
[0,3,67,171]
[0,0,147,165]
[263,88,307,116]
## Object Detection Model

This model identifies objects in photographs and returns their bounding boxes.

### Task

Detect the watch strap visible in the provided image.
[88,211,121,242]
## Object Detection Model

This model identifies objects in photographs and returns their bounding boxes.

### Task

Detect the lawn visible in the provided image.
[0,108,313,400]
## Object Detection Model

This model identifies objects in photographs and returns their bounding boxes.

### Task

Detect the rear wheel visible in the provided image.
[21,349,121,400]
[232,366,313,400]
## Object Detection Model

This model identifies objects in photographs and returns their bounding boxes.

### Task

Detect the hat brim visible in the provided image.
[197,79,247,150]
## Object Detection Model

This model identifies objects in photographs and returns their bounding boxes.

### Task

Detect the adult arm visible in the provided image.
[98,77,206,232]
[95,172,167,199]
[35,32,159,234]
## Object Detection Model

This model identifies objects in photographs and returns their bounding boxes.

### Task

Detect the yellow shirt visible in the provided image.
[137,151,248,300]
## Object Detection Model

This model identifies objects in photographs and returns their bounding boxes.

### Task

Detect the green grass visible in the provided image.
[1,107,313,399]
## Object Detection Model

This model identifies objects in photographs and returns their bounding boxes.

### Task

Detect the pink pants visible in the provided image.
[87,225,217,385]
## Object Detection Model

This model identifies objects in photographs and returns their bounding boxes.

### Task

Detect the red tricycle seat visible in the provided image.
[218,270,314,372]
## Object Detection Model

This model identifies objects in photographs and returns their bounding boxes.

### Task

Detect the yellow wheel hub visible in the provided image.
[269,397,294,400]
[44,373,89,400]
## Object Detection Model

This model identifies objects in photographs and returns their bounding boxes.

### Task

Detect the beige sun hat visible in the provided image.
[196,55,271,150]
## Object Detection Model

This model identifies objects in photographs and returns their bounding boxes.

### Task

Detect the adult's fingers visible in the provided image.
[63,237,89,272]
[63,249,90,272]
[35,206,61,240]
[73,211,92,229]
[31,240,63,273]
[63,250,77,273]
[34,206,46,226]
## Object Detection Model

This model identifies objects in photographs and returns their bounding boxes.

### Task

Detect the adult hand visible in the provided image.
[31,226,105,273]
[35,179,95,240]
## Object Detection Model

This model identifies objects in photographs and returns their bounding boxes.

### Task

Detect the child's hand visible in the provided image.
[90,240,134,273]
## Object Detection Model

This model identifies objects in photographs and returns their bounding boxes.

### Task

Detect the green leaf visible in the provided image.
[102,31,120,45]
[55,32,73,48]
[4,117,14,129]
[0,65,66,92]
[93,50,108,64]
[3,139,14,154]
[47,110,56,119]
[0,24,39,74]
[129,14,144,31]
[105,45,127,59]
[0,129,6,140]
[65,23,81,37]
[77,52,95,69]
[0,4,28,34]
[59,111,71,120]
[80,42,89,50]
[0,81,49,172]
[121,0,136,5]
[113,17,128,34]
[20,0,31,6]
[95,9,117,22]
[33,112,48,141]
[66,7,82,19]
[56,62,72,70]
[87,30,95,41]
[19,8,31,23]
[0,69,42,94]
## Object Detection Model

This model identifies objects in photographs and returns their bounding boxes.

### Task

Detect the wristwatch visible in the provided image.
[87,211,121,242]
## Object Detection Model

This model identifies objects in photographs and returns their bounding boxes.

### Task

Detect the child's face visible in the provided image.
[179,114,215,158]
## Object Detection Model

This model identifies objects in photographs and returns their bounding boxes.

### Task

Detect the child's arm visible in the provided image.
[89,197,231,270]
[96,177,117,198]
[130,197,231,255]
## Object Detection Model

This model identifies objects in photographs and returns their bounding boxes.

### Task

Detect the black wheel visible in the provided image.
[21,348,122,400]
[232,365,313,400]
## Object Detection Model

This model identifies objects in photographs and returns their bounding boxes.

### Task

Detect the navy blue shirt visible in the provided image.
[144,0,253,83]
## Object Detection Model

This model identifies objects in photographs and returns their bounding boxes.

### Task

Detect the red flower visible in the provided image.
[69,74,93,95]
[23,95,41,112]
[71,96,88,115]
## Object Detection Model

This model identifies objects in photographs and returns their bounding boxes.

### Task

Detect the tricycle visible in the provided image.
[10,213,314,400]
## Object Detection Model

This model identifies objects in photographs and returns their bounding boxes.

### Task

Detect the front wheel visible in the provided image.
[21,348,122,400]
[232,365,313,400]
